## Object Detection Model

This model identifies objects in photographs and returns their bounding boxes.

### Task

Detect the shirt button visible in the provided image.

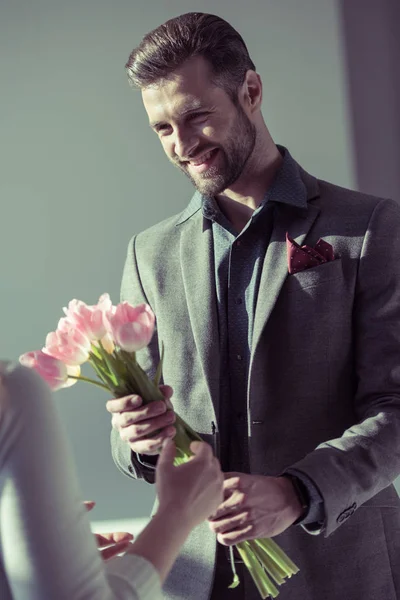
[236,240,242,247]
[236,354,242,361]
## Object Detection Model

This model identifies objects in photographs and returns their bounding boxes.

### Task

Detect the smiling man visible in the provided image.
[108,12,400,600]
[145,57,258,200]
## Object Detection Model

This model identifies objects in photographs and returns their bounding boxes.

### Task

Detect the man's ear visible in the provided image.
[241,70,263,114]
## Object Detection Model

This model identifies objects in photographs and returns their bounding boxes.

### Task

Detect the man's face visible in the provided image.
[142,57,256,196]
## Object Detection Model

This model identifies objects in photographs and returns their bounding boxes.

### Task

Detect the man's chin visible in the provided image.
[187,172,228,196]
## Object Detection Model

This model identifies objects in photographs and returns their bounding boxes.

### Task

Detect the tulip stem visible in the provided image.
[67,374,110,391]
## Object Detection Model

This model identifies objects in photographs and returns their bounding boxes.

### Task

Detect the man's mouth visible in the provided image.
[186,149,219,173]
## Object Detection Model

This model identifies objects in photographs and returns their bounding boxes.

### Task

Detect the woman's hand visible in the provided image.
[155,439,224,529]
[84,500,134,561]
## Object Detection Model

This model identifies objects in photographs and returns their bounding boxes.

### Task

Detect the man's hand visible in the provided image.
[106,384,176,455]
[84,501,134,561]
[207,472,304,545]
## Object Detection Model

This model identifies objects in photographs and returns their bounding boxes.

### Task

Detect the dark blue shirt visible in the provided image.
[200,146,324,529]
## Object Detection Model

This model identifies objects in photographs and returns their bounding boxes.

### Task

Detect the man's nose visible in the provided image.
[173,128,198,160]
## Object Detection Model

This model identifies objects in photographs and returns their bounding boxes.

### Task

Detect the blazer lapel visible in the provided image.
[251,171,321,360]
[179,211,220,420]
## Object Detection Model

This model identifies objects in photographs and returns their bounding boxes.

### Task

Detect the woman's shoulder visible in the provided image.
[0,360,49,398]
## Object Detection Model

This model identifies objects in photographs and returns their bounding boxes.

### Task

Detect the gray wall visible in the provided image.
[1,0,397,520]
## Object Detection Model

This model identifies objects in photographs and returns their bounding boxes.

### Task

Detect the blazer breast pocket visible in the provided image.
[285,257,343,293]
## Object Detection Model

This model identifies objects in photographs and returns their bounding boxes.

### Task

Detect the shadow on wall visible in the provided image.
[338,0,400,200]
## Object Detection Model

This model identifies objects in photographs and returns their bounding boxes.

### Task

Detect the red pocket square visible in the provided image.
[286,233,335,274]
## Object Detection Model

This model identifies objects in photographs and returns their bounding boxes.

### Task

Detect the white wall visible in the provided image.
[2,0,395,522]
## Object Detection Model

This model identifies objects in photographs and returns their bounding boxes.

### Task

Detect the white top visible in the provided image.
[0,361,164,600]
[105,554,162,600]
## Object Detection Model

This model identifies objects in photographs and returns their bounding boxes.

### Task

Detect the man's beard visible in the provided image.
[174,105,257,196]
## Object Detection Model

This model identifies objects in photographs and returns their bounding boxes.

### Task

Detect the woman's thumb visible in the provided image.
[157,437,176,470]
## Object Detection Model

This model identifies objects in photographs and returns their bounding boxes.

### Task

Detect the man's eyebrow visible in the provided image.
[149,120,163,129]
[180,100,204,114]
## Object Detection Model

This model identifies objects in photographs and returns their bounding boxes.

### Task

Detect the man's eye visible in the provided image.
[156,125,171,134]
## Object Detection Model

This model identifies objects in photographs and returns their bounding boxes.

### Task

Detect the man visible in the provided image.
[107,12,400,600]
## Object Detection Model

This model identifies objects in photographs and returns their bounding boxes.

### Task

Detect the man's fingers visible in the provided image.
[223,475,241,491]
[119,412,176,442]
[224,472,241,482]
[107,389,173,415]
[159,385,174,409]
[217,524,254,546]
[114,402,169,429]
[159,384,173,399]
[209,490,246,520]
[130,427,176,455]
[209,511,250,534]
[106,395,143,413]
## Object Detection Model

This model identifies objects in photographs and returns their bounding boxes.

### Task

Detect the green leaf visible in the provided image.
[67,374,110,392]
[228,574,241,589]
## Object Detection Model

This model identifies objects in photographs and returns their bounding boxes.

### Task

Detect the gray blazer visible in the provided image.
[112,165,400,600]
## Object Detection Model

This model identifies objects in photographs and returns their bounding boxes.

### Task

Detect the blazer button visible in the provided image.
[337,511,350,523]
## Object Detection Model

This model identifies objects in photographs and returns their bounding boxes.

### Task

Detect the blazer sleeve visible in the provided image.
[289,198,400,536]
[110,235,161,485]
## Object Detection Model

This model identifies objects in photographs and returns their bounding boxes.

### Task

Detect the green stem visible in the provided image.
[88,356,118,391]
[67,374,110,391]
[236,543,272,599]
[249,540,286,585]
[228,546,240,589]
[90,343,102,359]
[97,341,119,387]
[257,538,299,576]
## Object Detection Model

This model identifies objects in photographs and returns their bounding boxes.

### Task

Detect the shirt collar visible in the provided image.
[263,145,308,210]
[176,145,308,226]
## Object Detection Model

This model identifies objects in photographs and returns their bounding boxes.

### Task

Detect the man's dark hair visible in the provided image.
[125,12,256,101]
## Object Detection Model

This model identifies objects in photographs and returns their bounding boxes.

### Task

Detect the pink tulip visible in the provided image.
[62,293,112,341]
[100,332,115,354]
[106,302,155,352]
[63,364,82,388]
[44,322,91,366]
[19,351,69,391]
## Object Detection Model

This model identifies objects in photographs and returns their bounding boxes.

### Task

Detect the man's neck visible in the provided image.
[215,143,283,233]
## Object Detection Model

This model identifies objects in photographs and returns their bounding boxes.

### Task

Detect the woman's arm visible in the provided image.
[126,438,223,584]
[0,362,222,600]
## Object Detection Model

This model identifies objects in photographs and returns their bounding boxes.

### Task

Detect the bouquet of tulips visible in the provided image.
[20,293,299,599]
